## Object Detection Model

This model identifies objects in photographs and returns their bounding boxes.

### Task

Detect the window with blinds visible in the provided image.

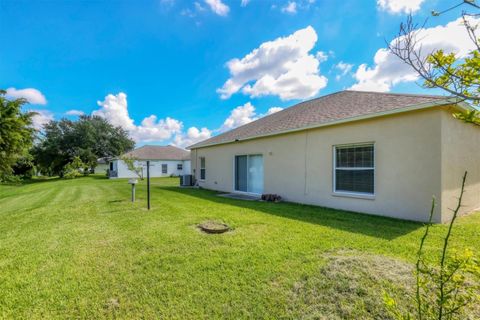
[334,144,374,195]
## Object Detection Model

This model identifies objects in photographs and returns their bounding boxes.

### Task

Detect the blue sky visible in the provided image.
[0,0,474,147]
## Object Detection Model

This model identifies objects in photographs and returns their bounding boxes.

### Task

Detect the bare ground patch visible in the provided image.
[286,250,415,319]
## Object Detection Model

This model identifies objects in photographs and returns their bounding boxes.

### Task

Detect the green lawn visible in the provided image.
[0,176,479,319]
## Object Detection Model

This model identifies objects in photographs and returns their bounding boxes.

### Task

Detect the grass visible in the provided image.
[0,176,479,319]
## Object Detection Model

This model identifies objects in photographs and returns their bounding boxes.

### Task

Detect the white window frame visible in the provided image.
[333,142,375,198]
[232,154,264,195]
[199,157,206,181]
[177,163,183,171]
[161,163,168,174]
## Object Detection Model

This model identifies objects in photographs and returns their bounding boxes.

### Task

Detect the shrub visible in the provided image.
[385,172,480,320]
[63,156,86,179]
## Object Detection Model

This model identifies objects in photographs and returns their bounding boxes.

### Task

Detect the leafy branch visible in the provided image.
[388,13,480,126]
[120,155,144,180]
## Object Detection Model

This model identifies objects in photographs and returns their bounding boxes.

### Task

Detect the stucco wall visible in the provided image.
[112,160,191,178]
[440,108,480,222]
[183,159,191,174]
[192,108,447,222]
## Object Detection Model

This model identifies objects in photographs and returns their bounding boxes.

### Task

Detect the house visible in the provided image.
[109,145,191,179]
[94,157,109,174]
[188,90,480,223]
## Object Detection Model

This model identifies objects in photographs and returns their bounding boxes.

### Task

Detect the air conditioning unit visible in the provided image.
[180,174,193,186]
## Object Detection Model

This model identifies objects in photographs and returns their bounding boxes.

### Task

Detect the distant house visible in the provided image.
[94,157,109,174]
[109,145,191,179]
[188,90,480,223]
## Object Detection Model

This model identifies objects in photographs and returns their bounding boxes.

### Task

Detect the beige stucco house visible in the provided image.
[188,91,480,223]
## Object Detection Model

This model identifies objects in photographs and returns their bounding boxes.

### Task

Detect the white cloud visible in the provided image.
[91,94,283,148]
[334,61,354,80]
[92,92,182,143]
[241,0,250,7]
[219,102,284,132]
[204,0,229,16]
[377,0,424,14]
[176,103,283,147]
[221,102,257,131]
[93,93,135,130]
[6,87,47,105]
[281,1,297,14]
[266,106,283,115]
[31,110,54,130]
[65,109,85,116]
[315,51,328,62]
[181,2,206,19]
[181,8,196,18]
[173,127,212,148]
[217,26,328,101]
[160,0,176,9]
[134,116,182,142]
[195,1,206,11]
[351,17,478,92]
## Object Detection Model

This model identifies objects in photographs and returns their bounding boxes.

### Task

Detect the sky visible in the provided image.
[1,0,477,148]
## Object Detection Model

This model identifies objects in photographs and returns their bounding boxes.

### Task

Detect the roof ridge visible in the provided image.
[345,89,448,99]
[141,144,171,148]
[135,145,188,151]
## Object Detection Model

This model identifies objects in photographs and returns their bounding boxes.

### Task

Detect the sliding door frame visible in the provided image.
[232,154,264,195]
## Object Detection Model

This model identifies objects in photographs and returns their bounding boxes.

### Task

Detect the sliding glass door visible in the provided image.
[235,155,248,192]
[234,154,263,194]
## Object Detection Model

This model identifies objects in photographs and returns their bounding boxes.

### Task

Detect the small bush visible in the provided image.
[63,156,86,179]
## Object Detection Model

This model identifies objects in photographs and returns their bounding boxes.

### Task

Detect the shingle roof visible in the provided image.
[121,145,190,160]
[189,90,452,149]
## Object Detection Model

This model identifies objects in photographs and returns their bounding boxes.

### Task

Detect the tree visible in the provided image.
[33,115,135,176]
[12,154,35,179]
[388,1,480,124]
[0,90,36,181]
[120,155,144,179]
[63,156,87,179]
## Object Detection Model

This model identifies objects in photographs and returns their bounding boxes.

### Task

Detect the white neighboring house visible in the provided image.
[94,157,109,174]
[108,145,191,179]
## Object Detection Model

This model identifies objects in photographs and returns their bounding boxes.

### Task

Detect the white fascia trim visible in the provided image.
[189,98,471,150]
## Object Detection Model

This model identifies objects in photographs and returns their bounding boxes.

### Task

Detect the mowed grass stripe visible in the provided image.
[0,176,478,319]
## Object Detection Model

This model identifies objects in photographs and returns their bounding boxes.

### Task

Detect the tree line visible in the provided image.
[0,90,134,181]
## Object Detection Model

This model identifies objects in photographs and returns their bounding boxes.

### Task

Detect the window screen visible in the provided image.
[200,157,206,180]
[162,164,168,174]
[334,144,374,194]
[177,163,183,170]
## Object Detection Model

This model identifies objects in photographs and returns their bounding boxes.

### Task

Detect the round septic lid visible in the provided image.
[198,221,230,234]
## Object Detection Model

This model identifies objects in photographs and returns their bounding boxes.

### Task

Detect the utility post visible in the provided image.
[128,178,138,202]
[146,160,151,210]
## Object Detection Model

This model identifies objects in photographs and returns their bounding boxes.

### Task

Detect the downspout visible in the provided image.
[193,149,198,184]
[304,131,309,195]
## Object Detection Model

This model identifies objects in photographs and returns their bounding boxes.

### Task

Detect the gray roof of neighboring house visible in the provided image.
[121,145,190,161]
[97,157,109,164]
[188,90,459,149]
